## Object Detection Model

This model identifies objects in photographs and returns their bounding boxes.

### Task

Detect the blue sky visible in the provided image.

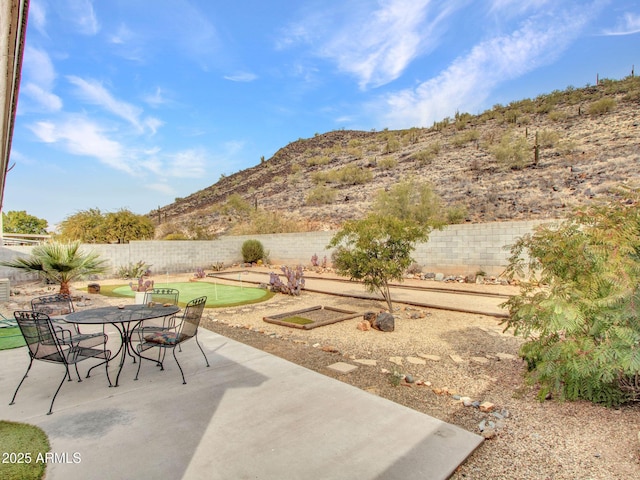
[5,0,640,228]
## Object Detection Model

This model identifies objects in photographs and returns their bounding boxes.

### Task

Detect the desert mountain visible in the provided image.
[151,77,640,239]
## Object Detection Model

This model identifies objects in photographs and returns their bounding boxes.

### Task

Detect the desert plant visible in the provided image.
[130,277,154,292]
[588,98,616,115]
[194,267,206,278]
[491,131,531,170]
[116,260,151,279]
[0,242,109,295]
[501,187,640,405]
[305,185,337,206]
[377,157,398,170]
[269,265,305,295]
[241,239,265,264]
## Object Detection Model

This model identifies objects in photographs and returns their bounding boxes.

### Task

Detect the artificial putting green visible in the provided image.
[0,327,25,350]
[107,281,272,308]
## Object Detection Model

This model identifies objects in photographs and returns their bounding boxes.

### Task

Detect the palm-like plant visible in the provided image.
[0,242,109,295]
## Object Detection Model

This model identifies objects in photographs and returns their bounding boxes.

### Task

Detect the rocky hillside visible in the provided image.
[151,77,640,238]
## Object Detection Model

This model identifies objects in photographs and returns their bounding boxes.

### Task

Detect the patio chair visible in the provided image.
[31,293,80,334]
[9,310,111,415]
[135,296,209,384]
[130,288,181,359]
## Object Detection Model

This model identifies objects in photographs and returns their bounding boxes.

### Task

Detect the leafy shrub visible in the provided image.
[548,110,568,122]
[588,98,616,115]
[241,239,265,263]
[451,129,480,147]
[501,187,640,405]
[306,155,331,166]
[491,132,531,170]
[377,157,398,170]
[305,185,337,206]
[536,129,560,148]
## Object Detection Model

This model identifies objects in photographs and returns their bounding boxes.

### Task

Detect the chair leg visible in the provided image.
[48,367,70,415]
[172,348,186,384]
[74,363,83,382]
[195,336,210,367]
[9,359,34,406]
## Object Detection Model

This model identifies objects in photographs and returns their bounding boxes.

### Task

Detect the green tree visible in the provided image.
[58,208,155,243]
[103,209,155,244]
[0,242,109,295]
[501,188,640,405]
[58,208,108,243]
[2,210,48,234]
[328,214,429,312]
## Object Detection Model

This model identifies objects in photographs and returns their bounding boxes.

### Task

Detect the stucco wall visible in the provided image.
[0,219,550,285]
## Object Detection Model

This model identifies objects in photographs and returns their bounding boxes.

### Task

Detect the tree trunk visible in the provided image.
[59,281,71,295]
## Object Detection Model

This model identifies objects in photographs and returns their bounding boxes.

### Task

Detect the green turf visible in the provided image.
[104,281,273,308]
[280,316,314,325]
[0,327,26,350]
[0,421,50,480]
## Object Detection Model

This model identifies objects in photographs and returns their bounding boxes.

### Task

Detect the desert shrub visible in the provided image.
[491,132,531,170]
[347,147,363,159]
[445,203,468,224]
[377,157,398,170]
[231,210,311,234]
[241,239,265,264]
[548,110,568,122]
[588,98,616,115]
[501,187,640,405]
[306,155,331,167]
[406,263,422,275]
[382,134,401,154]
[163,233,189,240]
[536,129,560,148]
[305,185,337,205]
[451,129,479,147]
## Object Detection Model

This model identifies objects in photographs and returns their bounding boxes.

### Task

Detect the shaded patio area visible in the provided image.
[1,327,482,479]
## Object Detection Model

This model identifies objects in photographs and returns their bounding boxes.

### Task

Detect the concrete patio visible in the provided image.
[1,327,483,479]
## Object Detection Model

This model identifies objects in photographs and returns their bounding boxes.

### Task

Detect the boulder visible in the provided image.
[372,312,395,332]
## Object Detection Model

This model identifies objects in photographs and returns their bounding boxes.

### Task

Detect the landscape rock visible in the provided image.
[406,356,426,365]
[371,312,395,332]
[356,320,371,331]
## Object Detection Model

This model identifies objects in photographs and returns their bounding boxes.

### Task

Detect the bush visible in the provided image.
[305,185,337,206]
[241,239,265,263]
[501,187,640,405]
[491,132,531,170]
[588,98,616,115]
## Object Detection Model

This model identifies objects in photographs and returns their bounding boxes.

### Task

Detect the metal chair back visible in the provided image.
[178,296,207,339]
[144,288,179,306]
[15,310,65,363]
[31,293,75,316]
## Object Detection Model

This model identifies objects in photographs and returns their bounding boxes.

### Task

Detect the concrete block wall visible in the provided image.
[0,220,549,284]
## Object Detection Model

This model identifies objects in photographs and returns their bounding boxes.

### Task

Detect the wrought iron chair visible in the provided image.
[31,293,80,334]
[135,296,209,384]
[10,310,111,415]
[130,288,181,359]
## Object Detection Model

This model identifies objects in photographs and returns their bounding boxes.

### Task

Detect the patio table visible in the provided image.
[65,304,180,387]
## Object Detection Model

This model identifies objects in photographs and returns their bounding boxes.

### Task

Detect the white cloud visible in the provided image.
[371,4,598,128]
[143,87,168,107]
[166,149,207,178]
[67,76,159,134]
[28,0,48,36]
[20,46,63,112]
[602,12,640,35]
[223,72,258,82]
[281,0,462,89]
[146,182,176,195]
[21,84,63,112]
[63,0,99,35]
[28,117,133,174]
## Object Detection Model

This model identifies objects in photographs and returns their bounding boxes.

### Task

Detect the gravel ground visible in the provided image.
[5,278,640,480]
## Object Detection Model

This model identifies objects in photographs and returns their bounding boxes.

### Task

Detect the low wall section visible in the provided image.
[0,219,549,284]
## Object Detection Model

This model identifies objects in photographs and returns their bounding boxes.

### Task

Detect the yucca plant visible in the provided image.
[0,241,109,295]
